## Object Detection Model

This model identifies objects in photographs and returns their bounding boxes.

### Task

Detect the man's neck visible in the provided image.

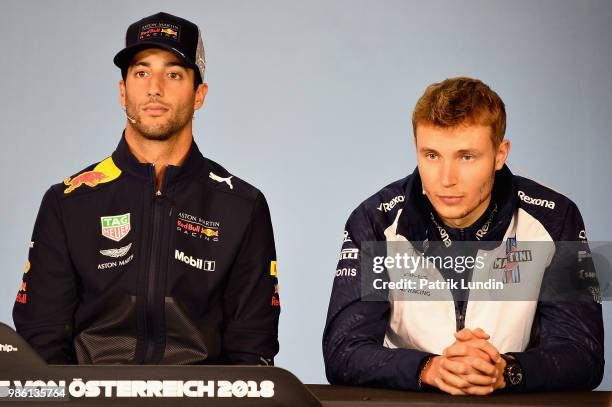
[124,125,193,191]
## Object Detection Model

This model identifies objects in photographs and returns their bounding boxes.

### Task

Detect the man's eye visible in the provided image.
[425,153,438,160]
[135,71,149,78]
[462,154,475,161]
[168,72,182,79]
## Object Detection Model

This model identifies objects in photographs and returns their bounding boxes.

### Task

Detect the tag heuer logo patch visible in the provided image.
[101,213,131,242]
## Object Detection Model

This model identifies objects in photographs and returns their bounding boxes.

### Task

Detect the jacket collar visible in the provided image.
[396,164,517,245]
[111,132,205,185]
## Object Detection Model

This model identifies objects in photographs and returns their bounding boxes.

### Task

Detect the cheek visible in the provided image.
[417,163,436,190]
[468,166,495,198]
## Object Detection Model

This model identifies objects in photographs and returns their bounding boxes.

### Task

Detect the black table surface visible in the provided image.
[306,384,612,407]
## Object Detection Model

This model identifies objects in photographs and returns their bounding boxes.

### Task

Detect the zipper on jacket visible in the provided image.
[457,300,467,331]
[142,164,166,363]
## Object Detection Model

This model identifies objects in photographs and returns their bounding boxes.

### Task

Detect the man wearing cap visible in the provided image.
[323,77,603,394]
[13,12,280,365]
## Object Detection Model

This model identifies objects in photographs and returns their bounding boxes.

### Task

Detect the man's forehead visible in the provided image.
[416,123,493,150]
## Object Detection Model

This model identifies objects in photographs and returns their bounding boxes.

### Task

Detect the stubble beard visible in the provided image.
[434,169,496,222]
[125,94,194,142]
[454,176,494,220]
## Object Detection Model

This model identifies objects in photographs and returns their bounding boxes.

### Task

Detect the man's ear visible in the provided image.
[119,79,126,107]
[495,139,510,171]
[194,83,208,111]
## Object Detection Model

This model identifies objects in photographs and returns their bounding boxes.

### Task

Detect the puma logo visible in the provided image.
[209,172,234,189]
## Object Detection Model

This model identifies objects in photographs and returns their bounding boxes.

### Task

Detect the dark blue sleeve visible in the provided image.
[510,202,604,391]
[322,206,433,390]
[222,192,279,365]
[12,187,78,364]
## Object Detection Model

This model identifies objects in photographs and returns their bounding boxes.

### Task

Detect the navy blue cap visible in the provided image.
[114,12,205,83]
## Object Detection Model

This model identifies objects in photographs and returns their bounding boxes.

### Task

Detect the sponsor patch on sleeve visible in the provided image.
[270,261,277,276]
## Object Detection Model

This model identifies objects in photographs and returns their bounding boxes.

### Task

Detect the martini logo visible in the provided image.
[101,213,131,242]
[494,237,531,284]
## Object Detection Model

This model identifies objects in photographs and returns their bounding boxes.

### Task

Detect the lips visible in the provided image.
[142,104,169,117]
[437,195,463,205]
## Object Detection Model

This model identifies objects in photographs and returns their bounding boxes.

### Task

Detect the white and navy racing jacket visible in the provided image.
[323,165,604,391]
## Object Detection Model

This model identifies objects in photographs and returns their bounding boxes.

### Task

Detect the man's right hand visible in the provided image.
[421,328,503,395]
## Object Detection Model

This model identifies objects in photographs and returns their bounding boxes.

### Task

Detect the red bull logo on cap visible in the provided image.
[63,157,121,194]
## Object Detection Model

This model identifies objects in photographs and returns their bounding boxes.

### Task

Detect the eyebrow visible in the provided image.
[130,61,189,70]
[418,148,479,154]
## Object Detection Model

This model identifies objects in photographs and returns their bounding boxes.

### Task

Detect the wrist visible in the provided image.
[500,354,524,391]
[419,355,439,388]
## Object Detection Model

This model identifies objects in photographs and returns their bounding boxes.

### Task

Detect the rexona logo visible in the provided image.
[175,250,215,271]
[0,344,18,352]
[377,195,405,212]
[518,191,555,210]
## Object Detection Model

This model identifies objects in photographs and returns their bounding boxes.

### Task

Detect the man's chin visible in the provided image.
[133,123,175,141]
[431,205,468,222]
[140,132,173,141]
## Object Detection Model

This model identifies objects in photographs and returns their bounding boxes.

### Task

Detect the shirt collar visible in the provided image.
[396,164,516,243]
[111,132,205,184]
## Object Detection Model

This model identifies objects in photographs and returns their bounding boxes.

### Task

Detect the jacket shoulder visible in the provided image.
[345,175,412,239]
[51,156,122,199]
[201,157,263,202]
[514,175,581,239]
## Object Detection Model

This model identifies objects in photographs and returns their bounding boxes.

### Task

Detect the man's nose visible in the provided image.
[440,160,458,187]
[147,73,163,97]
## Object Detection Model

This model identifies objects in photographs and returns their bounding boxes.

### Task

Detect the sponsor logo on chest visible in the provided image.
[98,254,134,270]
[494,237,532,284]
[175,250,215,272]
[100,213,131,242]
[177,212,220,241]
[340,248,359,260]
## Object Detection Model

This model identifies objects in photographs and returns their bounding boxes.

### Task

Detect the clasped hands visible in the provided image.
[420,327,506,395]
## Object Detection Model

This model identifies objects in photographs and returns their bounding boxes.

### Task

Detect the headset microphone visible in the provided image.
[123,107,137,124]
